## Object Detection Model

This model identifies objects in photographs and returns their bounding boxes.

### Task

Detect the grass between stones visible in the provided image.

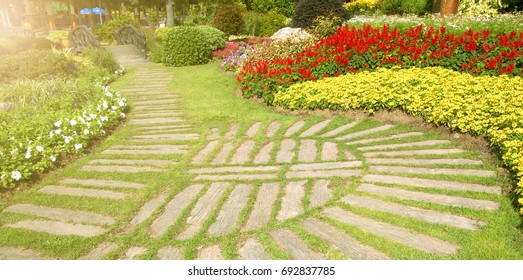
[0,62,522,260]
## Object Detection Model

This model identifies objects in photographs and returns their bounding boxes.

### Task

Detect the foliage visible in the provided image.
[194,25,227,51]
[244,11,289,37]
[379,0,431,15]
[46,31,69,44]
[154,27,176,43]
[459,0,504,16]
[292,0,347,29]
[0,50,80,83]
[163,26,225,66]
[344,0,379,15]
[93,12,140,43]
[251,0,296,17]
[310,13,344,38]
[274,66,523,215]
[213,4,245,35]
[237,24,523,103]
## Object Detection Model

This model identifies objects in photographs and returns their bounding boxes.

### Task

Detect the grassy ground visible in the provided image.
[0,61,522,259]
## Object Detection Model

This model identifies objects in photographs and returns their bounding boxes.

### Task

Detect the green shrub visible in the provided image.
[194,25,226,51]
[310,13,344,38]
[154,27,176,43]
[0,50,80,83]
[251,0,296,17]
[163,26,214,66]
[292,0,347,28]
[0,36,54,56]
[93,12,139,43]
[379,0,430,15]
[244,11,289,37]
[213,4,245,36]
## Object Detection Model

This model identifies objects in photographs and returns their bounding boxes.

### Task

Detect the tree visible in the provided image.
[166,0,174,26]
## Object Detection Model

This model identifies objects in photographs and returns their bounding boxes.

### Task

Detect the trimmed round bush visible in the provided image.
[292,0,347,29]
[213,4,245,36]
[163,26,225,66]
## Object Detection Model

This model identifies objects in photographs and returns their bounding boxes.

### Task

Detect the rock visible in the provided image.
[271,27,311,41]
[0,102,12,111]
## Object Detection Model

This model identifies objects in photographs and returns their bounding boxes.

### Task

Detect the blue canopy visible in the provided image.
[92,7,106,15]
[80,8,91,15]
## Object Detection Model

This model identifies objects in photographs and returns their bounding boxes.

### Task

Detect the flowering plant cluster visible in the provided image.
[0,84,128,188]
[237,24,523,103]
[274,66,523,214]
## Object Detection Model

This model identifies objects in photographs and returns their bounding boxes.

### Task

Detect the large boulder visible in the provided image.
[271,27,311,41]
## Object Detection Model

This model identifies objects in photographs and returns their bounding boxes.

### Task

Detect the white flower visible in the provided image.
[78,116,85,123]
[96,105,101,112]
[49,131,54,138]
[36,146,44,152]
[1,174,4,180]
[70,119,77,126]
[25,152,31,159]
[83,129,89,135]
[101,116,109,122]
[54,120,62,127]
[120,113,126,118]
[102,101,108,109]
[102,130,106,134]
[50,155,56,162]
[74,143,83,150]
[105,91,113,98]
[64,136,72,144]
[111,106,117,110]
[97,120,102,127]
[11,171,22,181]
[55,129,62,135]
[0,151,3,156]
[118,101,125,107]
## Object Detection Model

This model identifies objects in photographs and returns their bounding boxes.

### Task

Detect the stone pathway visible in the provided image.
[0,45,508,260]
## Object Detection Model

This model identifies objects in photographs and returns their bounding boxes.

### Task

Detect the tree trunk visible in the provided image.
[440,0,459,16]
[166,0,174,26]
[39,0,49,35]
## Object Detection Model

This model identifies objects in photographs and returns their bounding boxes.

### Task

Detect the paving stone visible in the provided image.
[8,220,107,237]
[3,204,115,226]
[133,99,178,106]
[323,207,459,256]
[134,112,181,119]
[39,185,127,200]
[362,174,500,194]
[266,121,281,137]
[286,169,362,179]
[61,178,145,189]
[0,247,48,260]
[320,121,361,137]
[277,181,305,221]
[357,140,451,151]
[134,105,179,111]
[225,123,240,138]
[88,159,176,166]
[150,184,204,237]
[198,245,224,260]
[321,142,338,161]
[137,128,193,135]
[270,229,324,260]
[208,184,253,236]
[300,119,332,137]
[124,247,148,259]
[341,194,485,230]
[365,158,484,166]
[231,140,255,164]
[253,142,274,164]
[335,125,395,141]
[136,124,192,131]
[130,193,169,228]
[301,218,389,260]
[246,122,261,137]
[192,140,220,164]
[130,117,184,125]
[157,246,183,260]
[195,174,277,181]
[110,144,190,151]
[132,134,199,141]
[178,182,229,239]
[310,180,332,208]
[345,151,357,160]
[290,161,363,171]
[364,149,467,157]
[243,183,280,231]
[189,166,281,174]
[369,165,496,177]
[81,165,164,173]
[207,128,220,140]
[298,140,317,162]
[102,149,186,155]
[239,239,270,260]
[357,184,499,211]
[346,132,424,145]
[78,242,118,260]
[284,120,305,137]
[211,142,234,164]
[276,139,296,163]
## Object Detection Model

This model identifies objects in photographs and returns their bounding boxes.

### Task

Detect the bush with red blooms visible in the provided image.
[237,24,523,104]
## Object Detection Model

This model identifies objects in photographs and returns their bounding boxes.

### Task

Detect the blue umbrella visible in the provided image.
[80,8,91,15]
[92,7,106,15]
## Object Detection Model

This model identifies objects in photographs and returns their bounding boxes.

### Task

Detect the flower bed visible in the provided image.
[237,24,523,104]
[274,66,523,214]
